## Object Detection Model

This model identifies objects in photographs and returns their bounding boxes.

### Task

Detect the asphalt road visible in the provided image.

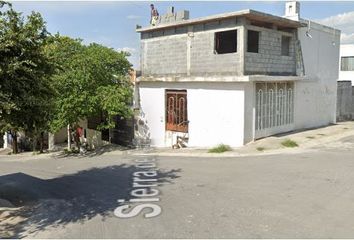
[1,135,354,238]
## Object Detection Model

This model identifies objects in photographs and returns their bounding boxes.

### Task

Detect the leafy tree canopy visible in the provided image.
[0,1,133,153]
[46,35,133,133]
[0,1,55,152]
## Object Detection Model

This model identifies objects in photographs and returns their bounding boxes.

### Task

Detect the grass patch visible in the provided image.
[281,139,299,148]
[306,136,315,139]
[317,133,326,136]
[343,127,349,130]
[208,144,232,153]
[256,147,266,151]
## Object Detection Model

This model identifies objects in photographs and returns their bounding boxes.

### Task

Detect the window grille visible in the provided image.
[256,82,294,131]
[341,57,354,71]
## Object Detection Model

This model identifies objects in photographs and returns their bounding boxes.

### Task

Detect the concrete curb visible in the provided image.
[127,123,354,158]
[1,123,353,159]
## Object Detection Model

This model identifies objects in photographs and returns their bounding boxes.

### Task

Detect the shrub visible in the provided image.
[208,144,232,153]
[281,139,299,148]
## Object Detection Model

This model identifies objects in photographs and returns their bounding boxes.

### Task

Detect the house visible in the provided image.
[3,68,139,151]
[339,44,354,86]
[337,44,354,121]
[134,2,340,148]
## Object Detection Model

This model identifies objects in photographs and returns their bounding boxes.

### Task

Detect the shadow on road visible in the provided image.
[53,144,132,158]
[0,164,181,238]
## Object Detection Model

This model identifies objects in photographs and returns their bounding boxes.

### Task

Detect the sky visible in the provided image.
[9,1,354,68]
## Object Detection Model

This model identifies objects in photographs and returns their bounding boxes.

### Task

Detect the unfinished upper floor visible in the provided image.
[137,9,305,80]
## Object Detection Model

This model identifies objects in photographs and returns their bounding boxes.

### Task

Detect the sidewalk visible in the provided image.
[1,122,354,159]
[126,121,354,157]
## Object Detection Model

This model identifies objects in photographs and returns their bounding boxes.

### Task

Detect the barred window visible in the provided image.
[341,57,354,71]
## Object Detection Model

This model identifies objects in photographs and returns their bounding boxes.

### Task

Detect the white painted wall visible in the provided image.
[187,83,245,147]
[138,81,246,148]
[2,134,8,148]
[138,85,166,147]
[339,44,354,86]
[243,82,255,144]
[52,119,104,149]
[294,20,340,129]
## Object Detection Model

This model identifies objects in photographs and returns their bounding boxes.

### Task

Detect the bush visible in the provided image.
[256,147,266,151]
[208,144,232,153]
[281,139,299,148]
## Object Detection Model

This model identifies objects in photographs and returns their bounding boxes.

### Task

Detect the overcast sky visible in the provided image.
[10,1,354,69]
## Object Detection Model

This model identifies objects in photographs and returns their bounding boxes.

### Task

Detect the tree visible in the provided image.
[0,1,55,153]
[46,36,133,150]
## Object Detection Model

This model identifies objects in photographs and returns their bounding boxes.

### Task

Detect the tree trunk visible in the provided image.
[40,132,44,153]
[75,136,80,150]
[32,135,37,152]
[11,132,18,154]
[67,124,71,151]
[75,129,80,150]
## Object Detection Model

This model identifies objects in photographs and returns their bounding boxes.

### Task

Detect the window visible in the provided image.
[166,90,188,132]
[281,36,291,56]
[214,30,237,54]
[341,57,354,71]
[247,30,259,53]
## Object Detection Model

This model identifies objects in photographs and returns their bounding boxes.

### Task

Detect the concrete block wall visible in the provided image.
[141,18,243,77]
[190,23,242,75]
[140,18,297,78]
[244,26,296,75]
[337,81,353,121]
[142,35,188,75]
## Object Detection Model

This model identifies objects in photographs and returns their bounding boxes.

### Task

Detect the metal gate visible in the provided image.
[255,82,294,139]
[166,90,188,133]
[111,115,134,147]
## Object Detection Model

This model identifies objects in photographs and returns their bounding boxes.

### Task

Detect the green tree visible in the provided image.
[47,36,133,150]
[0,1,55,153]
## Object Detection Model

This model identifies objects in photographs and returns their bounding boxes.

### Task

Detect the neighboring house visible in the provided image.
[134,1,340,148]
[337,44,354,121]
[48,70,139,150]
[339,44,354,85]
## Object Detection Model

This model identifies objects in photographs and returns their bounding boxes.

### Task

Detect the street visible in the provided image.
[1,135,354,238]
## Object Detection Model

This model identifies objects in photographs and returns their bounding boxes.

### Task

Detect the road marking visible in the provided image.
[114,157,162,219]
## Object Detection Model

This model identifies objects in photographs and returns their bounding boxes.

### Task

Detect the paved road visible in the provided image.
[1,135,354,238]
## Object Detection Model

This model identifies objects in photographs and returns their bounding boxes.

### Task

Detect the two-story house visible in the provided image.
[135,2,340,148]
[337,44,354,121]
